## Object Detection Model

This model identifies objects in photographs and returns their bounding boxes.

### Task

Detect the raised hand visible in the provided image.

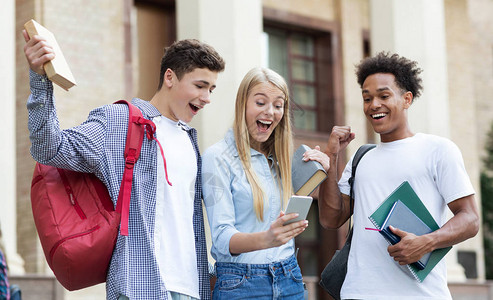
[327,126,355,156]
[23,29,55,75]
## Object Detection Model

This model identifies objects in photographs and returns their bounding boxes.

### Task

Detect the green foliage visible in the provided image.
[481,172,493,279]
[481,122,493,279]
[485,123,493,173]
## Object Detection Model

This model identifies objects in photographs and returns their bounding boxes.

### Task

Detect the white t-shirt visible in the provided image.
[338,133,474,300]
[153,115,199,299]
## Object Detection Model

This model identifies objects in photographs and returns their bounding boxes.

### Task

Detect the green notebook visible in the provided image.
[368,181,451,282]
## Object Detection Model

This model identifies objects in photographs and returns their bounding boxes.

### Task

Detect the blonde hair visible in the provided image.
[233,67,293,221]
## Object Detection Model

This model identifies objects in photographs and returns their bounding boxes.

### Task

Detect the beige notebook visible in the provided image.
[24,19,76,91]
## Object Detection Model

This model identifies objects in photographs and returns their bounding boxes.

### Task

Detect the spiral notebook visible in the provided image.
[379,200,433,270]
[368,181,451,282]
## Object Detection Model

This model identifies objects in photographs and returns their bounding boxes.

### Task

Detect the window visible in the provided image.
[263,28,317,131]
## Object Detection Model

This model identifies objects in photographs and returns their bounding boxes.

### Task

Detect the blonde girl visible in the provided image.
[202,67,329,299]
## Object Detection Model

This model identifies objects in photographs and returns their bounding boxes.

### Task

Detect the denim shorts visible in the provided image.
[213,254,304,300]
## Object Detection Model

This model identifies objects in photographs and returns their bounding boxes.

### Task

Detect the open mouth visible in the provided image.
[189,103,200,113]
[257,120,272,132]
[371,113,387,120]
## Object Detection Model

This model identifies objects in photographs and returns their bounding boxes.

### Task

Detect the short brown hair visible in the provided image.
[157,39,225,90]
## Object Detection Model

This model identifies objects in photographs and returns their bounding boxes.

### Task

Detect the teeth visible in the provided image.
[372,113,386,119]
[258,120,272,125]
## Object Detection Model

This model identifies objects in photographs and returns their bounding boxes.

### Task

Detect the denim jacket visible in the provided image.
[202,129,295,264]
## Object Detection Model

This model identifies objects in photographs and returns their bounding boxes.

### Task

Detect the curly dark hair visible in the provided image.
[158,39,226,90]
[355,52,423,100]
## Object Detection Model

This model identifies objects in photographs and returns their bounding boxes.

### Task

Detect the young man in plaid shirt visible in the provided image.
[23,31,225,300]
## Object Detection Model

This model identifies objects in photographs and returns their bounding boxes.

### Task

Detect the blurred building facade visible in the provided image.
[2,0,493,299]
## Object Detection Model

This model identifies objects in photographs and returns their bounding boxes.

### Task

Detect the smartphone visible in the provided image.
[283,195,313,225]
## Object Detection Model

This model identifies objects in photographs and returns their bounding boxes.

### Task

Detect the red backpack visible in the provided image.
[30,100,157,291]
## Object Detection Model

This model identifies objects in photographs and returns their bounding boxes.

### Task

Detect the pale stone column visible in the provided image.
[337,0,370,154]
[369,0,465,281]
[370,0,451,138]
[0,0,24,275]
[177,0,263,151]
[444,0,484,281]
[176,0,263,265]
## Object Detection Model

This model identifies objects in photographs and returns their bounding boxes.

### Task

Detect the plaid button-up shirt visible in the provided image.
[0,248,9,299]
[28,71,210,300]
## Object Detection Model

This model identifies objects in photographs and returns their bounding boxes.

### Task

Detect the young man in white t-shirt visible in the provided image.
[318,52,479,299]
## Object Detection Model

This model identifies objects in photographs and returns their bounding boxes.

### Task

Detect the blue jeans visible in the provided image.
[118,291,198,300]
[213,254,304,300]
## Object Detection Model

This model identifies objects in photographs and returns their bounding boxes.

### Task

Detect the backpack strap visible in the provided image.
[347,143,376,231]
[112,100,170,236]
[113,100,145,236]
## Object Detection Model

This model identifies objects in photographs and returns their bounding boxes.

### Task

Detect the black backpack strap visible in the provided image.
[347,144,376,231]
